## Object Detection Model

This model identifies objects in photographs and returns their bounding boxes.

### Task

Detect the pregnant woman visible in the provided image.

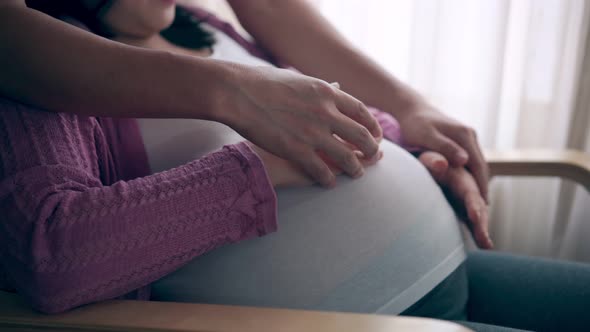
[1,1,589,332]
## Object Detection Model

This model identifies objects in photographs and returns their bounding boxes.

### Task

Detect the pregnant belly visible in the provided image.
[141,120,467,314]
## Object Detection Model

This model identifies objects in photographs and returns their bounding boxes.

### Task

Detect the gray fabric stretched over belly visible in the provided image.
[152,140,466,314]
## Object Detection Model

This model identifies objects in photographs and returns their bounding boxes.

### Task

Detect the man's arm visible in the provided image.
[228,0,490,199]
[227,0,419,119]
[0,0,230,119]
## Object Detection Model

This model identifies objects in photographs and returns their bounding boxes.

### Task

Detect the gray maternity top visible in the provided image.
[139,23,466,314]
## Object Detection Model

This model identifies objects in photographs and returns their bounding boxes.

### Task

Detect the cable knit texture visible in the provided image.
[0,98,277,313]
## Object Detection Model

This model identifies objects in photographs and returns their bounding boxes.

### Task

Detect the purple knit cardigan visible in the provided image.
[0,6,402,314]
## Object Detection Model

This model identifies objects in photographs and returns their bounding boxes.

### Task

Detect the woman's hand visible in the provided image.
[419,151,494,249]
[221,66,382,188]
[247,142,383,188]
[397,103,489,202]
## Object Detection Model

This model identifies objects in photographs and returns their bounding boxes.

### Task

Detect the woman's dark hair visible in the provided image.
[25,0,214,49]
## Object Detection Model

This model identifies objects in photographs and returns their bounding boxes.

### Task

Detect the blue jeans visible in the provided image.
[402,250,590,331]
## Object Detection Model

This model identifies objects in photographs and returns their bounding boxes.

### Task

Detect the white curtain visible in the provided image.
[187,0,590,262]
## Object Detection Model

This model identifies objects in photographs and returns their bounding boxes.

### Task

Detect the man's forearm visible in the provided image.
[0,3,231,119]
[228,0,425,117]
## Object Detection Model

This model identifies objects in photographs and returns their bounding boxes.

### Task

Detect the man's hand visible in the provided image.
[419,151,494,249]
[224,66,382,188]
[397,104,489,201]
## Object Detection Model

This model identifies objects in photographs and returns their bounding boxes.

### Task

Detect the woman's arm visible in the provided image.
[228,0,489,199]
[0,100,276,314]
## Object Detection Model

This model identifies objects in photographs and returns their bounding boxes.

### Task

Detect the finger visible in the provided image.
[357,150,384,167]
[465,192,493,249]
[418,151,449,182]
[468,140,490,202]
[333,134,383,164]
[289,143,336,188]
[318,135,365,179]
[446,167,494,249]
[443,127,490,202]
[333,88,383,141]
[331,111,380,161]
[444,167,492,248]
[319,148,383,176]
[469,146,489,203]
[429,132,469,166]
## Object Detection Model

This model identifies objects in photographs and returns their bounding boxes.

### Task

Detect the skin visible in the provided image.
[419,151,493,249]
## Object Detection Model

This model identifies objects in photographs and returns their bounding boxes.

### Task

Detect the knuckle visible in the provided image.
[312,80,335,98]
[441,140,456,153]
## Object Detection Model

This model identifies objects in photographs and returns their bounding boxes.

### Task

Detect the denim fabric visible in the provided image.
[402,251,590,332]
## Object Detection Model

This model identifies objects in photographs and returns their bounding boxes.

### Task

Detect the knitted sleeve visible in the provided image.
[367,107,422,153]
[368,107,402,144]
[0,99,277,314]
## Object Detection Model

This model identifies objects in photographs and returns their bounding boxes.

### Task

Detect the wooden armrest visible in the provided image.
[0,292,470,332]
[485,149,590,191]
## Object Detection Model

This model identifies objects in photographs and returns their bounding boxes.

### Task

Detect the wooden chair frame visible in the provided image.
[1,149,589,332]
